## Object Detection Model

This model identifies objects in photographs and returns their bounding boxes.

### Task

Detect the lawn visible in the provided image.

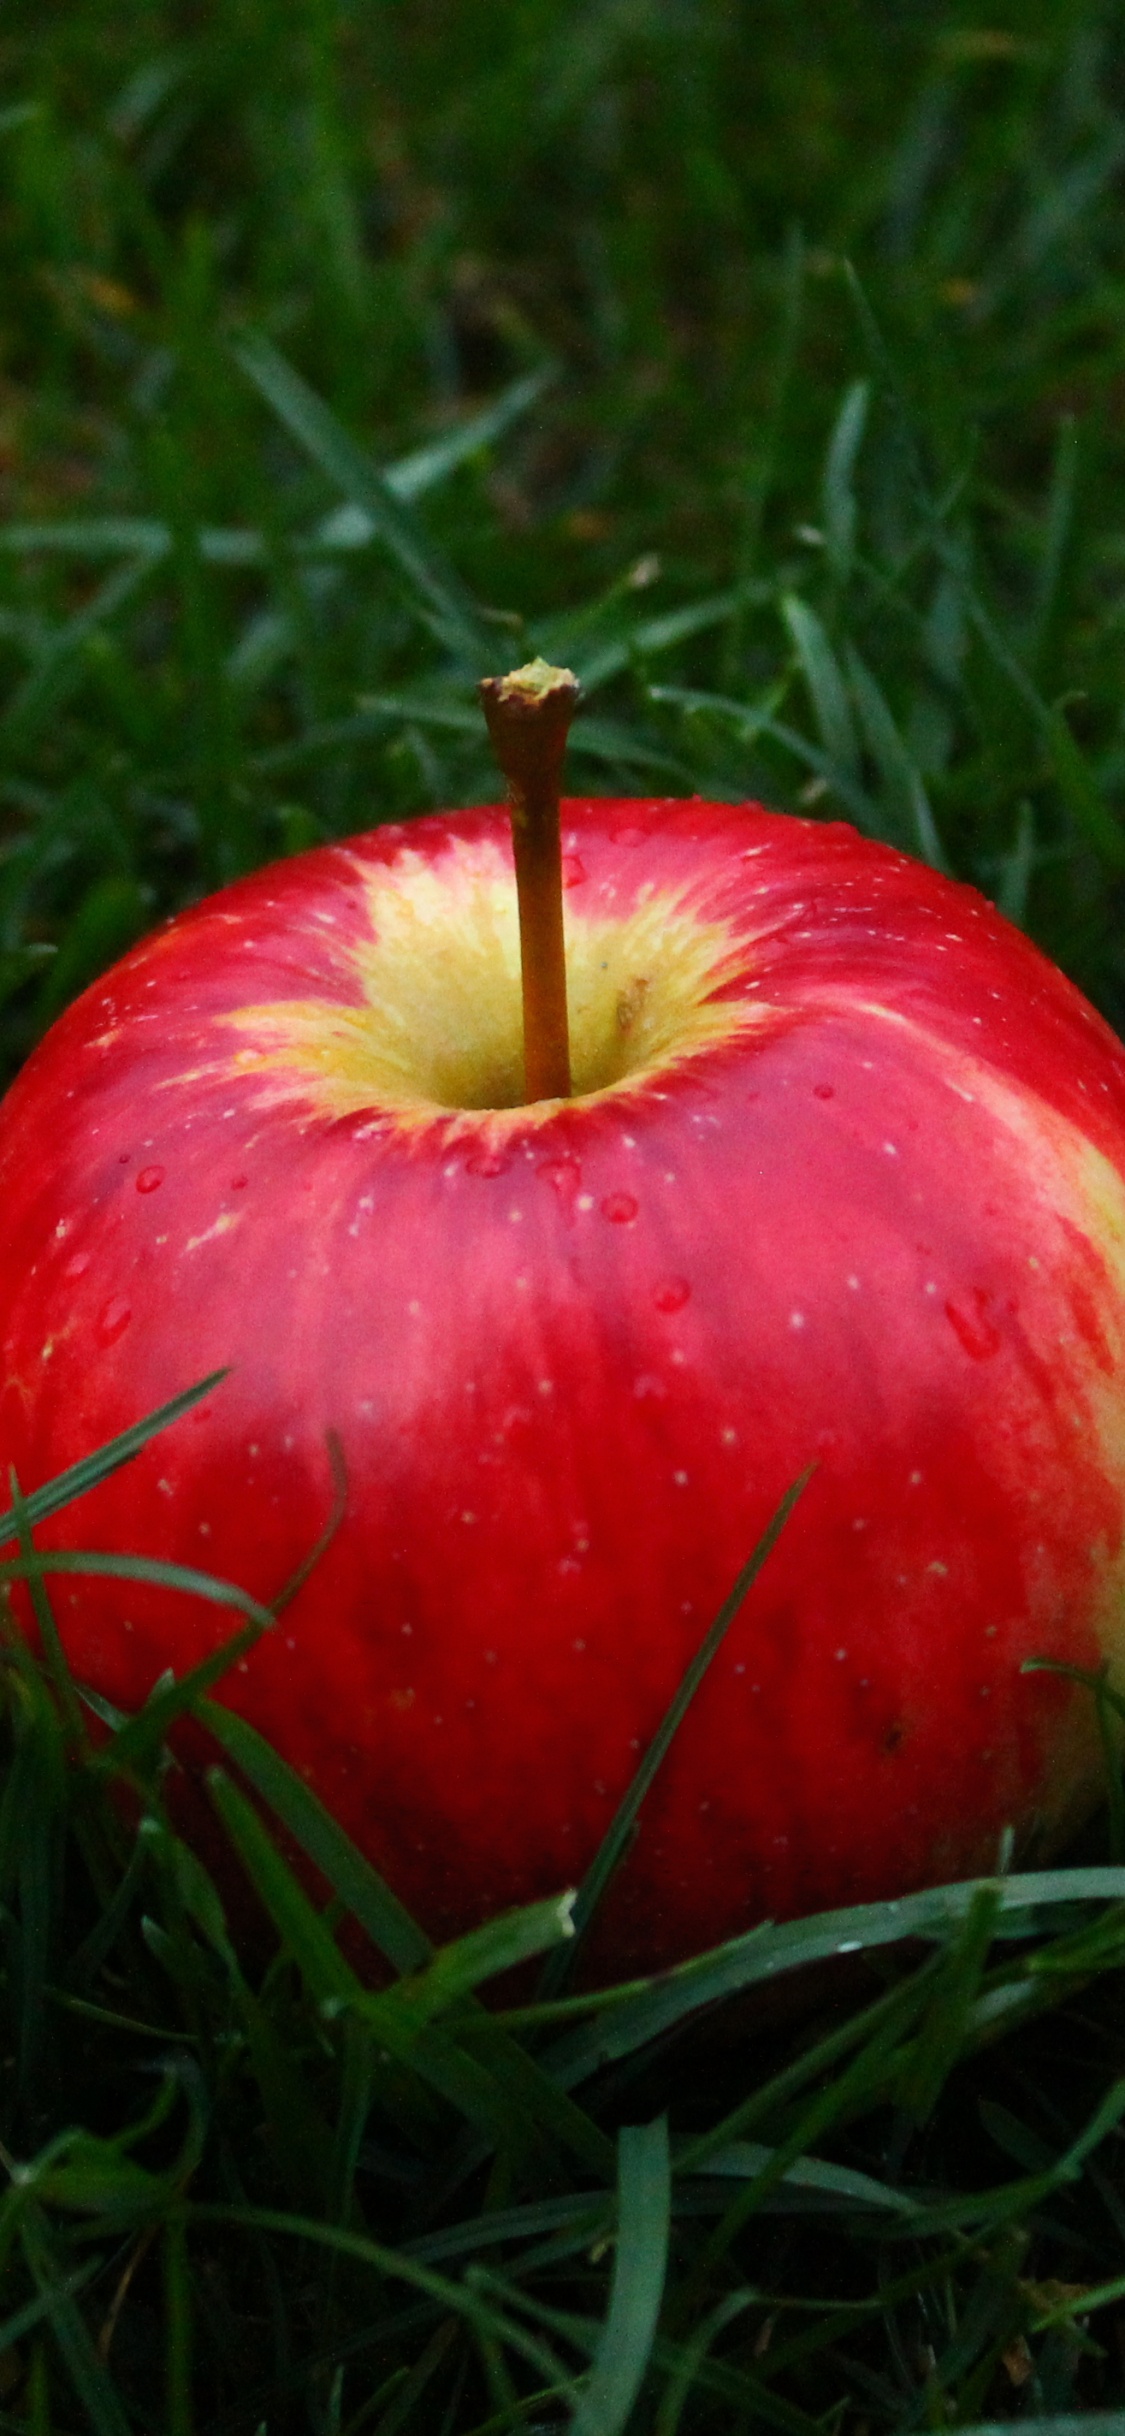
[4,1,1125,2428]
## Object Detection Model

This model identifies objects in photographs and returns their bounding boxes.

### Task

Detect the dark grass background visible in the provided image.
[6,2,1125,2429]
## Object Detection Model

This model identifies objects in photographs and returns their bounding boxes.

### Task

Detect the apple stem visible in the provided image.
[479,657,580,1103]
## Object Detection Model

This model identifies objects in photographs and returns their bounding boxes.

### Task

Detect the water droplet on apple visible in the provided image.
[538,1156,581,1221]
[230,1173,249,1191]
[466,1147,510,1178]
[601,1191,638,1223]
[610,822,649,847]
[136,1164,164,1193]
[95,1294,132,1347]
[62,1249,91,1280]
[813,1083,835,1100]
[653,1276,690,1313]
[561,854,587,888]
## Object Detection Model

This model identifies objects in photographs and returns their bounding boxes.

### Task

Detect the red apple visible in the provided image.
[2,793,1125,1974]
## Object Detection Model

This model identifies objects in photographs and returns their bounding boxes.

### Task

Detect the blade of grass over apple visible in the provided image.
[2,1407,348,1790]
[199,1698,433,1974]
[6,1465,86,1755]
[205,1767,594,2174]
[270,1427,349,1618]
[0,1371,228,1545]
[338,1895,577,2034]
[199,1704,616,2184]
[537,1465,813,2000]
[206,1766,364,2007]
[87,1594,277,1785]
[0,1546,273,1628]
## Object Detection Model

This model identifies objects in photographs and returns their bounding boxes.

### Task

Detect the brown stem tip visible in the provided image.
[479,658,581,1104]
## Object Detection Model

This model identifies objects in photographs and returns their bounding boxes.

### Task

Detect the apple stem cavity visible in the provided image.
[479,656,581,1103]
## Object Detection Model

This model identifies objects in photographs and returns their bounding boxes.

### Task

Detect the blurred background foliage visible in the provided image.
[1,0,1125,1072]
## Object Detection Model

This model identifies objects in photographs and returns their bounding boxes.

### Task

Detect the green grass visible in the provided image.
[6,0,1125,2425]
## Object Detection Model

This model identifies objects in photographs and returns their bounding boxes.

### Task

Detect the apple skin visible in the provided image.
[3,795,1125,1975]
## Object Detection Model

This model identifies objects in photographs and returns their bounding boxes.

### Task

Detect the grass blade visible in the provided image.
[198,1703,614,2181]
[541,1868,1125,2091]
[206,1766,358,2005]
[188,2204,573,2389]
[19,2206,134,2436]
[844,641,946,866]
[821,377,870,590]
[349,363,555,510]
[345,1896,577,2041]
[894,1882,1002,2121]
[539,1465,812,1997]
[781,594,860,779]
[5,1467,86,1753]
[0,1372,228,1547]
[197,1697,432,1974]
[655,2292,756,2436]
[232,330,493,668]
[963,584,1125,869]
[571,2118,670,2436]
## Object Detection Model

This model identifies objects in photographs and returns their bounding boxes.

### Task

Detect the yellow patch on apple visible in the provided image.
[216,838,771,1124]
